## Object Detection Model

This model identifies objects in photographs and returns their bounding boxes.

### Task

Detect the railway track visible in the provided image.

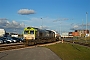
[0,41,61,52]
[0,43,25,51]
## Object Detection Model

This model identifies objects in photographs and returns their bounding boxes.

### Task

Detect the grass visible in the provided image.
[45,43,90,60]
[73,37,90,44]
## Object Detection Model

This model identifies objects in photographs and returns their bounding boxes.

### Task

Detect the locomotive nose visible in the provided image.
[32,37,34,39]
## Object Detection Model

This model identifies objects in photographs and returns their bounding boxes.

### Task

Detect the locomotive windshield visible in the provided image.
[24,30,29,34]
[30,30,34,34]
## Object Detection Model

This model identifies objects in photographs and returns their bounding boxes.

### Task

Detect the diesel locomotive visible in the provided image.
[23,27,61,45]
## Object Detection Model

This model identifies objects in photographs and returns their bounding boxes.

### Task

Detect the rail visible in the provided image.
[0,41,61,52]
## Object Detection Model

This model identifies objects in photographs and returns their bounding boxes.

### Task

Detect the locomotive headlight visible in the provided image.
[24,37,26,39]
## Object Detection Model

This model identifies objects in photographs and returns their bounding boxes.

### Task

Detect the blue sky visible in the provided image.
[0,0,90,34]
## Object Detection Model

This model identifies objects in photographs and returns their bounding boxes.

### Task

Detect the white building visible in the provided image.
[0,29,5,37]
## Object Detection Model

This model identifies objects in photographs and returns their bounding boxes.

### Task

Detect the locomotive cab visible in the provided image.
[23,27,37,40]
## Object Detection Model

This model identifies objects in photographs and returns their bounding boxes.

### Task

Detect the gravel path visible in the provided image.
[0,47,62,60]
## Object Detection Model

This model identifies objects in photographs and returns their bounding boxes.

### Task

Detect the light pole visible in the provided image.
[41,18,43,29]
[53,18,68,35]
[85,12,88,43]
[60,23,62,35]
[53,20,62,35]
[86,12,88,35]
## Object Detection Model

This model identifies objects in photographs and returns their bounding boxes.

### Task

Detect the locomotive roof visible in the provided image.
[38,29,53,32]
[25,27,37,29]
[24,27,55,32]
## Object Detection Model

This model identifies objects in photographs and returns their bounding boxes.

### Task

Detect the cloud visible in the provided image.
[53,18,69,22]
[73,25,79,28]
[0,18,25,33]
[21,17,56,28]
[18,9,35,15]
[70,23,90,30]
